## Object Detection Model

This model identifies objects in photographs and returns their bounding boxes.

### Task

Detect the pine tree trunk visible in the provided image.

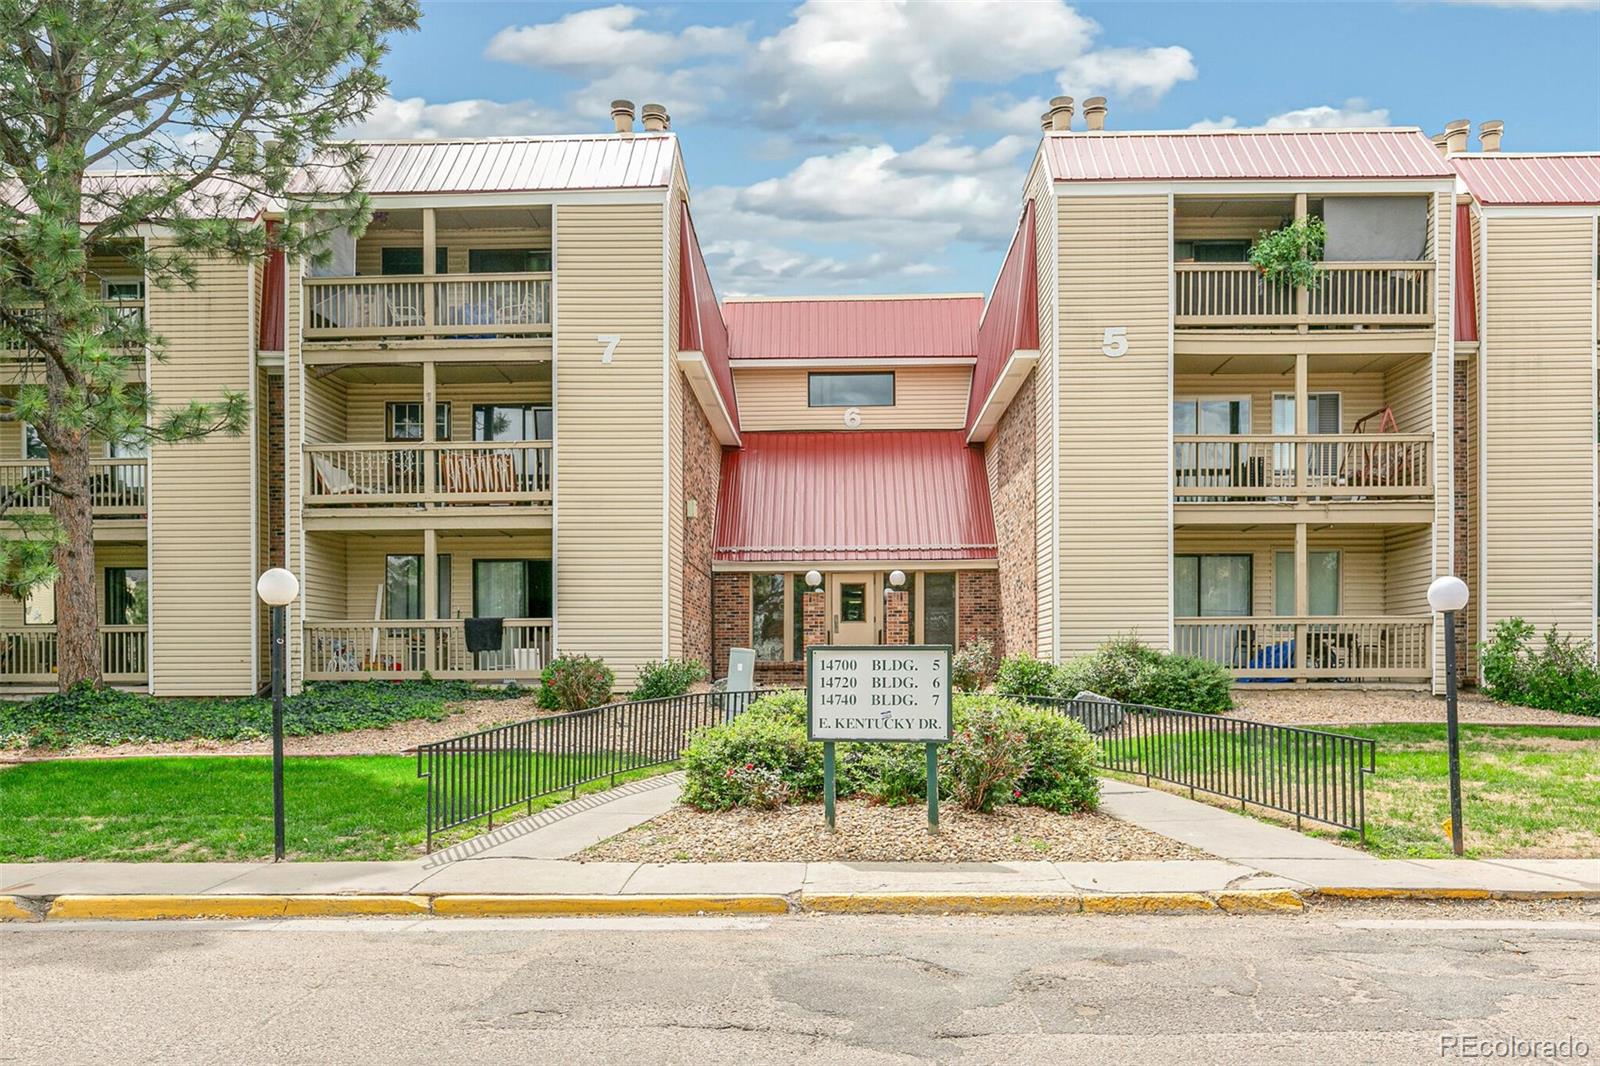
[46,390,102,690]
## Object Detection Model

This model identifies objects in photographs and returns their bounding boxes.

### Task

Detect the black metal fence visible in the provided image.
[415,689,771,851]
[1024,696,1376,838]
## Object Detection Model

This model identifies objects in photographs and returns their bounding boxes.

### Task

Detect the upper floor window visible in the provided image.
[467,249,551,274]
[387,401,451,442]
[808,372,894,408]
[1174,240,1250,263]
[380,246,448,275]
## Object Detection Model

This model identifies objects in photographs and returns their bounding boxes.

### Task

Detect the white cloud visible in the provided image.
[967,94,1052,132]
[348,96,581,139]
[486,5,744,75]
[1058,46,1198,104]
[1187,116,1239,131]
[1264,99,1391,129]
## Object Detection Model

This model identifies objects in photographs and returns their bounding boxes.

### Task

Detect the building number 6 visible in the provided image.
[1101,326,1128,358]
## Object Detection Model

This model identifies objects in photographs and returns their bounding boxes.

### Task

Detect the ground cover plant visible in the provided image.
[0,680,523,751]
[996,636,1233,714]
[680,690,1099,815]
[1479,618,1600,717]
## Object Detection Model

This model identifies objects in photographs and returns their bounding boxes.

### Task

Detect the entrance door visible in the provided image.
[830,572,878,644]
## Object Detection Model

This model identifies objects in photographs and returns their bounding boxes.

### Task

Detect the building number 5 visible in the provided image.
[1101,326,1128,358]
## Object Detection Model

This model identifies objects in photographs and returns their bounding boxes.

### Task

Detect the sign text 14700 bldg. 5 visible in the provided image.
[806,646,952,743]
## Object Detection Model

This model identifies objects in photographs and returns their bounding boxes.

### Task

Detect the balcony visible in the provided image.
[302,273,551,344]
[2,299,146,353]
[1174,262,1435,329]
[305,442,551,509]
[304,618,551,682]
[0,625,149,686]
[0,458,148,517]
[1173,434,1431,519]
[1175,616,1432,683]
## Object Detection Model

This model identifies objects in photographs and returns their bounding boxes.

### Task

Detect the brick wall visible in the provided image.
[803,588,827,651]
[983,369,1036,656]
[681,383,720,668]
[884,590,909,644]
[711,571,749,679]
[957,569,1002,653]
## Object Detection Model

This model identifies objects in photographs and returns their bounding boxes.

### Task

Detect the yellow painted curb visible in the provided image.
[428,895,791,917]
[46,895,430,921]
[1082,892,1218,914]
[1312,887,1493,902]
[0,897,39,922]
[1215,889,1306,914]
[801,893,1082,915]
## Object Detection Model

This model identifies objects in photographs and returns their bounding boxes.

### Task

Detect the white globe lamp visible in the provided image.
[257,567,300,607]
[1426,575,1468,613]
[255,566,299,863]
[1427,574,1469,857]
[805,569,822,590]
[888,570,906,588]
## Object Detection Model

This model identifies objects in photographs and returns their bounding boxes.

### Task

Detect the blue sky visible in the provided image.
[361,1,1600,297]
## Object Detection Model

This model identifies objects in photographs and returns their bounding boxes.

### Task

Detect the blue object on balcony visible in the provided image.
[1238,639,1294,684]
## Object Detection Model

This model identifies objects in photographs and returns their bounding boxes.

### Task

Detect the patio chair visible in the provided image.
[312,454,381,496]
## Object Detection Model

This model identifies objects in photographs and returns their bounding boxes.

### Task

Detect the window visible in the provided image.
[468,249,551,273]
[100,278,144,301]
[839,582,867,623]
[1173,397,1251,435]
[105,568,149,625]
[808,372,894,408]
[1174,555,1253,617]
[473,560,551,618]
[386,402,451,442]
[23,582,54,626]
[792,575,808,659]
[22,424,46,460]
[922,572,956,648]
[1274,551,1340,616]
[380,246,448,275]
[384,554,451,620]
[1271,393,1341,434]
[472,404,552,442]
[1174,240,1251,263]
[752,573,786,661]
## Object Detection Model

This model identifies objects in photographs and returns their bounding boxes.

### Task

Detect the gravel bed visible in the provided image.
[580,799,1208,864]
[1227,688,1600,728]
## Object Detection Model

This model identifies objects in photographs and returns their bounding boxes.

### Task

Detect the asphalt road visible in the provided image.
[3,905,1599,1065]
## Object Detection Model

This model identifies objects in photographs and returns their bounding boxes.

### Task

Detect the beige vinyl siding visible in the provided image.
[1460,348,1480,675]
[553,201,667,685]
[1427,192,1455,690]
[1173,214,1280,243]
[354,228,550,276]
[0,543,147,627]
[1382,357,1432,433]
[1058,195,1171,655]
[284,255,306,687]
[731,365,974,431]
[1175,527,1389,616]
[1029,161,1057,658]
[666,183,686,659]
[1481,214,1597,645]
[1383,525,1432,616]
[337,531,552,619]
[302,531,347,624]
[146,249,255,695]
[341,380,551,442]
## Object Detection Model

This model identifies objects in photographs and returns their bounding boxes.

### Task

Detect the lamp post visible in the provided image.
[1428,575,1470,857]
[257,567,300,862]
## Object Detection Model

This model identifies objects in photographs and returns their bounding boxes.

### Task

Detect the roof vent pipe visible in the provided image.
[1444,118,1470,155]
[641,103,670,132]
[1478,120,1504,152]
[1431,131,1450,157]
[611,99,635,134]
[1039,111,1053,132]
[1083,96,1107,131]
[1048,96,1074,132]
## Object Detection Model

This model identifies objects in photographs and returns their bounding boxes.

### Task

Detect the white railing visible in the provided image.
[1174,616,1433,682]
[0,458,148,514]
[1175,262,1434,327]
[0,625,149,683]
[1173,434,1431,503]
[2,300,146,351]
[304,619,552,681]
[302,273,552,340]
[305,442,551,506]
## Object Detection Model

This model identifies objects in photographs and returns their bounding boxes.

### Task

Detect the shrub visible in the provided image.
[952,639,997,692]
[1052,635,1232,715]
[994,651,1057,697]
[629,658,708,701]
[942,698,1032,812]
[847,743,929,806]
[720,764,793,810]
[1480,617,1534,705]
[1137,655,1234,714]
[1481,618,1600,716]
[537,654,615,712]
[680,694,821,810]
[1008,705,1100,813]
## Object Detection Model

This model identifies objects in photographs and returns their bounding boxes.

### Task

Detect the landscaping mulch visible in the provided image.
[580,799,1208,864]
[1227,688,1600,728]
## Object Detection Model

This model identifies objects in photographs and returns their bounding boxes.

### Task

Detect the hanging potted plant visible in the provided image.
[1249,216,1326,288]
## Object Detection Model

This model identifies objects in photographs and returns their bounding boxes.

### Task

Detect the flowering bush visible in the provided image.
[721,763,793,809]
[537,654,615,712]
[942,699,1032,812]
[952,639,997,692]
[680,693,821,810]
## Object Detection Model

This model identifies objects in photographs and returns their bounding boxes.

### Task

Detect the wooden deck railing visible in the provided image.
[304,619,552,681]
[0,625,149,684]
[2,300,146,351]
[302,273,551,341]
[0,458,148,515]
[1174,262,1434,327]
[1174,617,1432,682]
[1173,434,1431,503]
[305,441,551,506]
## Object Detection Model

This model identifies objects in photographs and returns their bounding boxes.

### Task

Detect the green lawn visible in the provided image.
[0,755,671,862]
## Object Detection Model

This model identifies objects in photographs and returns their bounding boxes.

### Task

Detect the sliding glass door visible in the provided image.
[473,404,552,492]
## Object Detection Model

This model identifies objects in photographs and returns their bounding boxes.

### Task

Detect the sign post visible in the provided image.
[808,645,952,834]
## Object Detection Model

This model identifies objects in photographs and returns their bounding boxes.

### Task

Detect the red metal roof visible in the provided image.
[1452,154,1600,206]
[678,203,739,431]
[724,296,982,360]
[337,135,677,196]
[714,431,997,563]
[1453,203,1478,344]
[967,202,1039,429]
[1045,129,1454,183]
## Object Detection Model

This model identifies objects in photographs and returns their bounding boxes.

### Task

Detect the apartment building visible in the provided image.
[5,103,1595,696]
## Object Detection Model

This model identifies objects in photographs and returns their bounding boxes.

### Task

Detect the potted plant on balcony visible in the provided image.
[1249,216,1326,288]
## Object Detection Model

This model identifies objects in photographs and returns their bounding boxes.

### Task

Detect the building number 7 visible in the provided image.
[598,334,621,363]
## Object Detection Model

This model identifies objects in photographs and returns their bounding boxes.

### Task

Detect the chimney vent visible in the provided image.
[1040,111,1052,132]
[611,99,635,134]
[1479,119,1504,152]
[1048,96,1074,132]
[1083,96,1108,131]
[1431,131,1450,158]
[641,103,670,132]
[1444,118,1470,155]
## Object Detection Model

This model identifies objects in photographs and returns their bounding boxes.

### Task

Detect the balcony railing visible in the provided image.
[304,619,552,681]
[1173,434,1431,504]
[0,459,148,516]
[1175,617,1432,682]
[302,273,552,341]
[305,442,551,507]
[1174,262,1434,328]
[0,625,149,684]
[2,300,146,351]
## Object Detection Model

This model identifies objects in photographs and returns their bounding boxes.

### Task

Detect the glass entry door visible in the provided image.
[830,572,878,644]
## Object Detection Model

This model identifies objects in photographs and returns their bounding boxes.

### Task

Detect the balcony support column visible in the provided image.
[1294,521,1309,684]
[1294,350,1308,494]
[1294,193,1309,332]
[421,359,437,508]
[421,207,437,329]
[424,527,439,675]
